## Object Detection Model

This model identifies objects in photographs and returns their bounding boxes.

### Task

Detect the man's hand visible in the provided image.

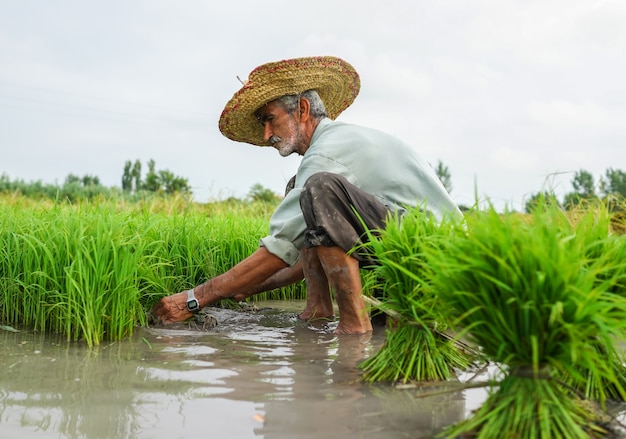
[151,291,194,324]
[151,248,289,324]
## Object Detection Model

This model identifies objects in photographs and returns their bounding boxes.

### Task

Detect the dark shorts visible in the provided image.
[299,172,392,267]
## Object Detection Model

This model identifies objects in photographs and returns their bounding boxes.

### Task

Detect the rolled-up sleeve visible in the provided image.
[259,188,306,266]
[259,235,300,266]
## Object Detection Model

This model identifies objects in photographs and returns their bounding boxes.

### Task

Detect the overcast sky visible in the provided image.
[1,0,625,211]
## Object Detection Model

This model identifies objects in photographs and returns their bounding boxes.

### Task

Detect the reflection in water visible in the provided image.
[0,330,149,438]
[248,325,466,439]
[0,303,468,438]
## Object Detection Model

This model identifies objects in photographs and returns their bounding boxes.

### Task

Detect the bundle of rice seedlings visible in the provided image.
[573,227,626,402]
[358,209,475,383]
[425,205,626,438]
[540,203,626,402]
[529,202,626,401]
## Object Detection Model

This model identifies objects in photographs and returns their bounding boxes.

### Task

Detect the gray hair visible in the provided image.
[274,90,327,119]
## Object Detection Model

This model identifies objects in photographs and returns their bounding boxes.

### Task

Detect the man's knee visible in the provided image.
[299,172,347,246]
[302,171,344,190]
[300,172,346,207]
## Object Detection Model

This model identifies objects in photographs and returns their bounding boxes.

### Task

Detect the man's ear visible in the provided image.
[298,97,311,122]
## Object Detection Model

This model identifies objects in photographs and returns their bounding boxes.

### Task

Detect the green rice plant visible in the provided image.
[359,209,475,383]
[136,209,306,302]
[573,229,626,402]
[451,375,611,438]
[0,195,305,344]
[527,203,626,402]
[424,204,626,438]
[0,201,168,345]
[360,322,473,383]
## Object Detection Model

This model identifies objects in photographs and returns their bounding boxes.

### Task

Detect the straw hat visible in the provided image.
[218,56,360,146]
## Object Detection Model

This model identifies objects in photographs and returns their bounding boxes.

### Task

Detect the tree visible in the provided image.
[131,160,142,192]
[248,183,279,203]
[159,170,191,194]
[434,160,453,193]
[600,168,626,199]
[64,173,100,187]
[81,174,100,187]
[524,191,561,213]
[562,169,596,208]
[571,170,595,197]
[64,174,81,186]
[121,159,142,193]
[143,159,160,192]
[122,161,133,192]
[121,159,190,195]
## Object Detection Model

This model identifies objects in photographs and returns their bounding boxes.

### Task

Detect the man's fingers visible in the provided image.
[149,292,194,325]
[151,298,165,315]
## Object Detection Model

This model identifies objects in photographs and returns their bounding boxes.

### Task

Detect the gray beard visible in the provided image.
[270,136,297,157]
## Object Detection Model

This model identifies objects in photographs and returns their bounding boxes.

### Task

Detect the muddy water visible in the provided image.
[0,301,489,439]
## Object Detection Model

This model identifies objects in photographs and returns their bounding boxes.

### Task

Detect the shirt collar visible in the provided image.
[309,117,333,147]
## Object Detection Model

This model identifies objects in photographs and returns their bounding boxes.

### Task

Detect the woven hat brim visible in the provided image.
[218,56,360,146]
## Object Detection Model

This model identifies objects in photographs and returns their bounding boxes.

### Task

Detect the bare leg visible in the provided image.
[299,247,334,321]
[317,246,372,335]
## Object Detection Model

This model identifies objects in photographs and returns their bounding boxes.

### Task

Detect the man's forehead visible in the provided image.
[254,100,281,118]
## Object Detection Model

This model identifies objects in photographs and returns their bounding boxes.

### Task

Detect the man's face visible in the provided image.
[256,101,305,157]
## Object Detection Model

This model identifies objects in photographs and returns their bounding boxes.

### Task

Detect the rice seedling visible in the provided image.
[0,195,304,345]
[358,209,475,383]
[424,204,626,438]
[0,201,164,345]
[575,221,626,402]
[524,203,626,403]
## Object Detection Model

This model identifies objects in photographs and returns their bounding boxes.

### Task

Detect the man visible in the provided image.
[152,56,462,334]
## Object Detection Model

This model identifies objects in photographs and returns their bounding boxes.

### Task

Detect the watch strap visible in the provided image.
[186,288,200,313]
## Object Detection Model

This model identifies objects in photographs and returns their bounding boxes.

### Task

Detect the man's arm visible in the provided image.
[152,247,289,323]
[233,260,304,301]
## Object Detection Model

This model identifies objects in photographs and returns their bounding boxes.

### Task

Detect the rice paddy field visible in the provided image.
[0,195,305,347]
[3,193,626,438]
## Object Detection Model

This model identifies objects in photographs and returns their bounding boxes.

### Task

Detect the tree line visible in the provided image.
[0,158,277,204]
[525,168,626,212]
[2,159,624,211]
[121,159,190,195]
[0,159,190,202]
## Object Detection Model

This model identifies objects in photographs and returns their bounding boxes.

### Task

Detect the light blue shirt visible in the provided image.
[260,118,463,265]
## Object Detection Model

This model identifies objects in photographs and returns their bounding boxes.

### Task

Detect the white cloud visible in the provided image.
[365,55,433,100]
[488,146,539,172]
[526,100,610,129]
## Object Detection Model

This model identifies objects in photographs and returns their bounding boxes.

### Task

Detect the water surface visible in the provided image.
[0,301,488,438]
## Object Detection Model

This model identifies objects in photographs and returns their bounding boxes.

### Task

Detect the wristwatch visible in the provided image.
[186,288,200,313]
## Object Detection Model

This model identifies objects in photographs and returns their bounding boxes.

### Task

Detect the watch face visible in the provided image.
[187,299,200,313]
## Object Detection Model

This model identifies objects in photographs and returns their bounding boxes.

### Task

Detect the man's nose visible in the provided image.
[263,123,273,141]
